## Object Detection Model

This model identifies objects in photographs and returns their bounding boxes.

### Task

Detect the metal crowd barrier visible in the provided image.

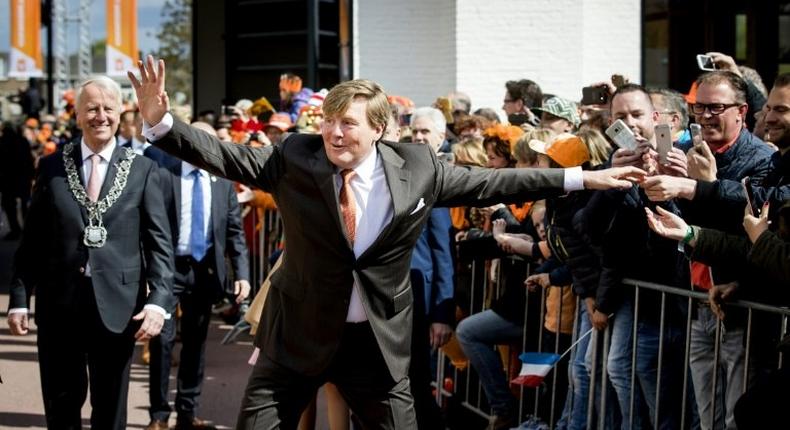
[434,255,790,430]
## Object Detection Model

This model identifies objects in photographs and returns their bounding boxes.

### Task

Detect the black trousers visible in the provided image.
[237,322,417,430]
[37,278,136,430]
[149,255,216,421]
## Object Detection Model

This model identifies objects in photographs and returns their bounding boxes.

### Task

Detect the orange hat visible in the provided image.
[264,112,293,132]
[483,124,524,151]
[685,81,698,104]
[279,74,303,94]
[387,95,415,109]
[528,133,590,168]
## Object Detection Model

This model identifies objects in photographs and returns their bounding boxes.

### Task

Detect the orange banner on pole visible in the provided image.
[106,0,138,76]
[8,0,43,78]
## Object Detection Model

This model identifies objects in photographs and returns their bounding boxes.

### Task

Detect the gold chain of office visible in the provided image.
[62,142,137,248]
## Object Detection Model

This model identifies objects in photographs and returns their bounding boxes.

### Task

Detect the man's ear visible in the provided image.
[737,104,749,123]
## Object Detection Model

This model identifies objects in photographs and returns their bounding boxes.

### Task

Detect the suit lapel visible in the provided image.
[70,145,90,225]
[98,145,122,201]
[172,163,182,225]
[309,147,346,244]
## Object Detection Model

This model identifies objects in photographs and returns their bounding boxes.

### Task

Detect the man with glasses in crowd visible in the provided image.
[642,71,774,429]
[502,79,543,127]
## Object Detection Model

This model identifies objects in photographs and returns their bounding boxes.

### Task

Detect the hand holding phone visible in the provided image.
[742,177,760,216]
[581,86,609,105]
[655,124,672,164]
[696,54,717,71]
[690,123,704,147]
[605,119,637,151]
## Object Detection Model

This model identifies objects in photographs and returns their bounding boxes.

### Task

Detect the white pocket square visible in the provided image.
[409,198,426,215]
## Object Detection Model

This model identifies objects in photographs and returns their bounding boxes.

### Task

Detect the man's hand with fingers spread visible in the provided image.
[127,55,170,126]
[582,166,647,190]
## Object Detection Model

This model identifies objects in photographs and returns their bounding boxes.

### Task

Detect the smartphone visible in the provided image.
[655,124,672,164]
[581,86,608,105]
[689,123,704,147]
[696,54,717,71]
[605,119,637,150]
[742,177,760,216]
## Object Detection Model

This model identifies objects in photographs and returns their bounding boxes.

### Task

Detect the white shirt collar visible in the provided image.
[181,161,206,178]
[343,146,379,184]
[80,138,117,162]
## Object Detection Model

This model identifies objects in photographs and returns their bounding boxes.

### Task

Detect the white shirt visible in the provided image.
[9,139,168,318]
[177,162,213,256]
[337,147,394,322]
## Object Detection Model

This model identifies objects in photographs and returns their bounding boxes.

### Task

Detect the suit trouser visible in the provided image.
[150,255,216,421]
[237,322,417,430]
[37,278,135,430]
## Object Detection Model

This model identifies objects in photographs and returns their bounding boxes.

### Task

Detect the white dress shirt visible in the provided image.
[337,147,394,322]
[177,162,213,256]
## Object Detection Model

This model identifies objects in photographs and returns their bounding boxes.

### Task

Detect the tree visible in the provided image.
[150,0,192,103]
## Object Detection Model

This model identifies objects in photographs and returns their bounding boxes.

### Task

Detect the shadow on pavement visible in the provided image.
[0,411,47,427]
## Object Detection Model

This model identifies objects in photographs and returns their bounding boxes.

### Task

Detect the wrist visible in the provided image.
[680,178,697,200]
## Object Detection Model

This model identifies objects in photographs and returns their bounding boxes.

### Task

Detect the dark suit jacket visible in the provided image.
[9,143,174,333]
[152,118,565,379]
[155,159,249,299]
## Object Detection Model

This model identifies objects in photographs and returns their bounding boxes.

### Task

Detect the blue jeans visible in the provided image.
[456,310,523,416]
[605,297,648,430]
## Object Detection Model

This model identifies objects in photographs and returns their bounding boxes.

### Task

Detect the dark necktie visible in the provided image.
[190,169,207,261]
[339,169,357,244]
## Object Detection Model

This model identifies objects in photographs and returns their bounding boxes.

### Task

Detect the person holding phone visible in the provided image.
[502,79,543,127]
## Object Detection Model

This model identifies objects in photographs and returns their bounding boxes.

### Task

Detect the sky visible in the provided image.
[0,0,166,56]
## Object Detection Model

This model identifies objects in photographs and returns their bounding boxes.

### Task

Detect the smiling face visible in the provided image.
[76,83,121,151]
[764,84,790,150]
[321,97,384,169]
[610,90,659,143]
[693,82,747,147]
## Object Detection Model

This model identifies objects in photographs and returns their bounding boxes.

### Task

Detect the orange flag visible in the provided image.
[8,0,43,77]
[106,0,138,76]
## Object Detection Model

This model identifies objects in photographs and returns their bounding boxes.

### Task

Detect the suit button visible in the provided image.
[208,268,214,275]
[79,267,85,274]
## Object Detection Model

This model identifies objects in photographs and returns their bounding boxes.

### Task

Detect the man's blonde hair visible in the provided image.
[323,79,390,131]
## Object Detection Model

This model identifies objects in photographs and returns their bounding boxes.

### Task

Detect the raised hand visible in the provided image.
[687,142,717,181]
[645,206,689,242]
[492,218,507,240]
[659,147,689,177]
[582,166,647,190]
[743,201,770,243]
[127,55,170,126]
[641,175,697,202]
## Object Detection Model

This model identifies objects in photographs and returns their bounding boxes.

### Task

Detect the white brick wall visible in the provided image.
[355,0,640,114]
[353,0,456,107]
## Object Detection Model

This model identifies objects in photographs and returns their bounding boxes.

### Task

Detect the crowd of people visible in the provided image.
[1,48,789,430]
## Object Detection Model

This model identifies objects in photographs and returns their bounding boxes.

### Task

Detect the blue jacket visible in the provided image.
[410,207,455,325]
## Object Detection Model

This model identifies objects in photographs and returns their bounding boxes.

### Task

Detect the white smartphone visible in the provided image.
[689,123,704,147]
[605,119,637,151]
[655,124,672,164]
[696,54,717,71]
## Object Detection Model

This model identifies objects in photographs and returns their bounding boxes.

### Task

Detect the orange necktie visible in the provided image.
[339,169,357,244]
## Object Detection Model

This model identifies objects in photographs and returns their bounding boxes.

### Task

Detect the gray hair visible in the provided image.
[648,87,689,129]
[76,75,122,108]
[410,106,446,133]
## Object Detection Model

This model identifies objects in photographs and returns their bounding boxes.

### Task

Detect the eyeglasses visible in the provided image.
[691,103,741,115]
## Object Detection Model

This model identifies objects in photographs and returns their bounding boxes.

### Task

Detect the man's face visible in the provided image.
[540,112,573,134]
[610,91,659,143]
[118,113,136,140]
[764,85,790,150]
[502,91,523,115]
[411,116,445,153]
[76,83,120,149]
[650,94,682,134]
[264,127,284,145]
[693,82,747,146]
[321,98,383,169]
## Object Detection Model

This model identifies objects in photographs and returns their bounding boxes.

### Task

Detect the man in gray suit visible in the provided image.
[130,55,644,429]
